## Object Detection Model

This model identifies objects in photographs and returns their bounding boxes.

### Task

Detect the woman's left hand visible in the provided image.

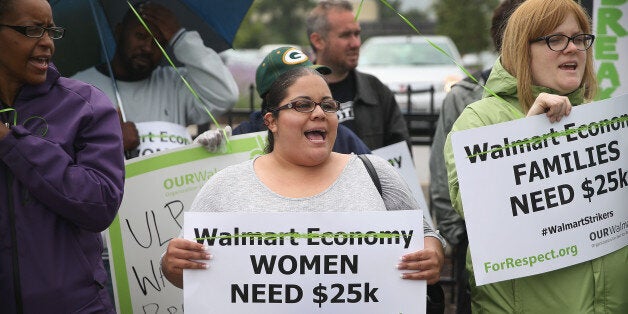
[397,237,445,284]
[527,92,572,122]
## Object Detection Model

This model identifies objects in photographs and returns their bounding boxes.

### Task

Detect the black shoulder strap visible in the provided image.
[358,154,382,196]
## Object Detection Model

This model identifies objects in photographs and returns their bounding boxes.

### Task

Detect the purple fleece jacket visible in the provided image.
[0,64,124,313]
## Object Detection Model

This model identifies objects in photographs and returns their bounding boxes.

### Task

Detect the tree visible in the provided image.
[433,0,499,55]
[377,0,403,20]
[378,0,431,24]
[233,0,316,49]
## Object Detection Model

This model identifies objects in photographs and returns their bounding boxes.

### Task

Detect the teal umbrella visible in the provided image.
[50,0,253,77]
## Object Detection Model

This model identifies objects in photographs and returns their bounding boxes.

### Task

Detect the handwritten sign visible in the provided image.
[107,132,267,313]
[450,94,628,285]
[183,210,425,313]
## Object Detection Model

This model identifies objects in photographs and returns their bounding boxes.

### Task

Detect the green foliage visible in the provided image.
[378,0,403,20]
[376,0,430,23]
[233,0,316,49]
[396,9,431,26]
[433,0,499,55]
[233,0,497,54]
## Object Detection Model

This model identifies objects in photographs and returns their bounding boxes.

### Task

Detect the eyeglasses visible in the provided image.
[270,99,340,113]
[530,34,595,52]
[0,24,65,39]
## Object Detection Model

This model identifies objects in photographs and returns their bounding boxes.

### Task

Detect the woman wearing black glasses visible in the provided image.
[0,0,124,313]
[161,62,446,301]
[444,0,626,313]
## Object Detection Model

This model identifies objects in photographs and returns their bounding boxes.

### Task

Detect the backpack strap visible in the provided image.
[358,154,382,196]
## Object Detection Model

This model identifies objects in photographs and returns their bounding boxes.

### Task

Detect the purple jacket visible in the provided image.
[0,65,124,313]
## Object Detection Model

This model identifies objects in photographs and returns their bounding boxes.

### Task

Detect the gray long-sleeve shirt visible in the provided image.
[190,154,443,241]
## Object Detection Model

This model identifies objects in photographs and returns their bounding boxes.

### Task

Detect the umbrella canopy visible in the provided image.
[50,0,253,77]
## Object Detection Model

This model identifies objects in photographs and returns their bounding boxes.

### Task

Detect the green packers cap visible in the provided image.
[255,46,332,97]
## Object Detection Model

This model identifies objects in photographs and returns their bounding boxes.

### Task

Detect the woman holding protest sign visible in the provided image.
[444,0,627,312]
[161,65,445,294]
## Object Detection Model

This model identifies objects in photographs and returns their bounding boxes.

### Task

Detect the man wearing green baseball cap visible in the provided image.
[233,46,371,154]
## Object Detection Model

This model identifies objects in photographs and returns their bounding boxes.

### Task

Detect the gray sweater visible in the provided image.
[190,154,441,240]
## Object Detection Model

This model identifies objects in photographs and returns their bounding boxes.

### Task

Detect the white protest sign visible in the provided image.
[373,141,432,225]
[451,94,628,286]
[183,210,425,314]
[107,132,267,314]
[128,121,194,158]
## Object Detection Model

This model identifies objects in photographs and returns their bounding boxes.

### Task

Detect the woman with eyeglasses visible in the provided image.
[0,0,124,312]
[444,0,626,312]
[161,63,446,299]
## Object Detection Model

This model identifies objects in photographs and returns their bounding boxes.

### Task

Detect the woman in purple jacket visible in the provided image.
[0,0,125,312]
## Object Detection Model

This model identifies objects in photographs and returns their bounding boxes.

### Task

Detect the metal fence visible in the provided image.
[398,85,438,146]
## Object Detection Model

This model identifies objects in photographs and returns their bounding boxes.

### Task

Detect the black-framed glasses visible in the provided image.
[270,98,340,113]
[0,24,65,39]
[530,34,595,52]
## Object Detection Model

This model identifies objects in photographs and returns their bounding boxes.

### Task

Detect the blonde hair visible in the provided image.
[501,0,597,112]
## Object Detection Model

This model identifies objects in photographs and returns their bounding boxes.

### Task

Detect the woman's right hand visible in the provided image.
[527,92,572,123]
[194,126,232,153]
[162,238,212,288]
